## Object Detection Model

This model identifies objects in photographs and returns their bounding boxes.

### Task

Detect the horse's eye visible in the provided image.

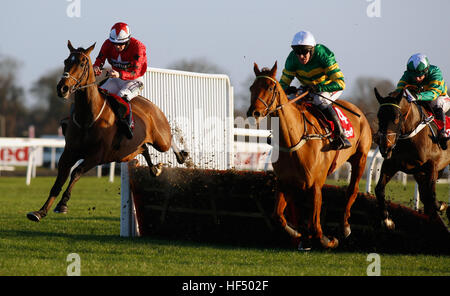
[80,63,85,67]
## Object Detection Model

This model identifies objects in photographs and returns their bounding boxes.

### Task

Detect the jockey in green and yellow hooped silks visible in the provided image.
[390,53,449,150]
[279,31,351,150]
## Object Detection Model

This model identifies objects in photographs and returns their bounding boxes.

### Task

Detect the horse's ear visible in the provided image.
[254,63,261,76]
[67,40,75,52]
[374,88,384,104]
[269,61,278,78]
[85,42,96,55]
[395,90,403,104]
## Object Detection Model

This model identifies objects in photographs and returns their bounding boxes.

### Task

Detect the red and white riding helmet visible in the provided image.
[109,22,131,44]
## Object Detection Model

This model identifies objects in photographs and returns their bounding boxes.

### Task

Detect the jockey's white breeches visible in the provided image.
[431,95,450,113]
[311,90,343,107]
[288,89,343,107]
[101,77,144,101]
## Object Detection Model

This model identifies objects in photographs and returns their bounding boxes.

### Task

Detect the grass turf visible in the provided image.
[0,175,448,276]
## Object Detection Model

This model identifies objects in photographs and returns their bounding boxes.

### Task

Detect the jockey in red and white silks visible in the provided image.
[93,22,148,139]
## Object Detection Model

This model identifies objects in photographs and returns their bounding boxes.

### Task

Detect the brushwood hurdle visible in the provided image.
[121,68,281,237]
[122,68,233,236]
[120,68,449,239]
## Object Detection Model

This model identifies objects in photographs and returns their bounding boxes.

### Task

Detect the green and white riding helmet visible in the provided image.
[406,53,430,77]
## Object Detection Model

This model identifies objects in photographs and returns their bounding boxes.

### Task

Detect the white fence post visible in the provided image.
[120,162,132,237]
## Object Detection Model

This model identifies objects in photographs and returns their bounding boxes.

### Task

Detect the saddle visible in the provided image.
[422,108,450,139]
[98,87,135,133]
[303,103,355,139]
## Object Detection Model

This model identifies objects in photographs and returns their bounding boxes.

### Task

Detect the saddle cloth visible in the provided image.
[420,107,450,137]
[98,87,134,126]
[432,116,450,137]
[306,104,355,139]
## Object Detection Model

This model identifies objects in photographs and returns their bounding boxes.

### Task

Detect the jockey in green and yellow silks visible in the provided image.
[391,53,449,150]
[279,31,350,150]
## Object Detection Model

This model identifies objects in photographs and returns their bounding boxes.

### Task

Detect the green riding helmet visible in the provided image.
[406,53,430,77]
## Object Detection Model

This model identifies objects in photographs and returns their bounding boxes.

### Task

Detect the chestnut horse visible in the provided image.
[247,63,372,249]
[374,88,449,229]
[27,41,187,222]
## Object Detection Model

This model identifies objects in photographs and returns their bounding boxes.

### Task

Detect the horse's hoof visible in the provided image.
[54,205,68,214]
[343,225,351,238]
[382,218,395,230]
[320,236,339,249]
[297,240,312,251]
[176,150,189,164]
[27,211,42,222]
[150,163,163,177]
[438,201,448,213]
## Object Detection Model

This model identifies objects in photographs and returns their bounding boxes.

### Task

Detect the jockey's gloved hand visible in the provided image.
[304,84,319,94]
[404,89,416,102]
[285,86,298,95]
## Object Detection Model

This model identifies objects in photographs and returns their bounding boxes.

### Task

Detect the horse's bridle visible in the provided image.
[254,76,309,117]
[377,98,414,151]
[62,51,97,94]
[253,76,323,152]
[62,51,106,129]
[254,76,280,117]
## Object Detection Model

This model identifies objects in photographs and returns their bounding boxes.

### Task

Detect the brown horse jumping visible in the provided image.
[27,41,187,222]
[374,88,449,229]
[247,63,372,249]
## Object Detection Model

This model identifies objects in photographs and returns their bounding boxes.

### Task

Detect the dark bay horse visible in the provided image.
[27,41,187,222]
[374,88,449,229]
[247,63,372,248]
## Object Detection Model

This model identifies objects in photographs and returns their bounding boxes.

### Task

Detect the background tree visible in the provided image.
[29,66,70,136]
[167,57,227,75]
[348,76,395,133]
[0,55,28,137]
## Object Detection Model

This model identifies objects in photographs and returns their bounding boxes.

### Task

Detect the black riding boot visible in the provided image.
[120,100,133,140]
[434,107,448,150]
[320,104,352,150]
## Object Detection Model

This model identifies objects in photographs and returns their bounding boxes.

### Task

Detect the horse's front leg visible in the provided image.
[343,153,368,238]
[310,184,339,249]
[273,191,302,239]
[374,160,398,230]
[27,151,78,222]
[414,162,445,220]
[54,157,100,214]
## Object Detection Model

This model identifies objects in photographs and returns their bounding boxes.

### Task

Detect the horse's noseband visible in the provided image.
[61,51,91,94]
[254,76,279,117]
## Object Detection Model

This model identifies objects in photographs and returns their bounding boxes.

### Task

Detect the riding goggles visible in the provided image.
[292,45,314,56]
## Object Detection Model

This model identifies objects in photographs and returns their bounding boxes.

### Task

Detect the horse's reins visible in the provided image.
[62,51,107,129]
[378,92,433,146]
[255,76,326,152]
[255,76,310,116]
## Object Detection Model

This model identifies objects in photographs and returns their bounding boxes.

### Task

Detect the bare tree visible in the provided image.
[348,76,395,133]
[167,57,226,75]
[29,67,70,136]
[0,55,28,136]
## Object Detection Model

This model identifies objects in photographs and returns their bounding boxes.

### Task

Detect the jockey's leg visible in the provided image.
[314,91,351,150]
[431,97,448,150]
[116,78,144,139]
